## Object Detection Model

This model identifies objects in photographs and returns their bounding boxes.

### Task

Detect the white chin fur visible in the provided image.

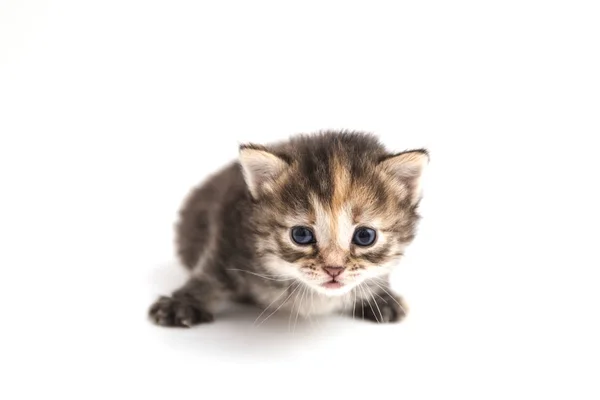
[306,281,357,297]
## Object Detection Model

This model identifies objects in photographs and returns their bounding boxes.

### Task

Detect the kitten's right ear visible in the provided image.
[378,149,429,204]
[239,144,289,198]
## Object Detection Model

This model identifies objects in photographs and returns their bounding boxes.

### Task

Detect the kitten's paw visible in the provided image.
[360,293,408,323]
[148,296,214,327]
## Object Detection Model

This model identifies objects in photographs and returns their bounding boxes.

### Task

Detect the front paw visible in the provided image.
[148,296,214,327]
[360,293,408,323]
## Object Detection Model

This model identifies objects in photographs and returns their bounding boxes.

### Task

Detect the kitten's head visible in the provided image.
[239,131,428,296]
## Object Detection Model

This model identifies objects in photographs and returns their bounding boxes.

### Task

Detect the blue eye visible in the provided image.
[353,227,377,246]
[291,226,316,245]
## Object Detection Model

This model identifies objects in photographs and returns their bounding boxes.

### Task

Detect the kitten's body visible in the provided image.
[175,161,342,318]
[149,131,427,326]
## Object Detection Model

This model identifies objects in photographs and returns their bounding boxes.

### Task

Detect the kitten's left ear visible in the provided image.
[239,144,290,198]
[378,149,429,204]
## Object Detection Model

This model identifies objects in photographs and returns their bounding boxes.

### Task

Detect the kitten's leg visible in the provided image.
[148,277,226,327]
[354,282,408,323]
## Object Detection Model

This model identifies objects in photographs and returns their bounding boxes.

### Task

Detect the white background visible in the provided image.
[1,1,599,399]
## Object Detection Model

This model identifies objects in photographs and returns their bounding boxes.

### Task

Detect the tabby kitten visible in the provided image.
[148,131,428,326]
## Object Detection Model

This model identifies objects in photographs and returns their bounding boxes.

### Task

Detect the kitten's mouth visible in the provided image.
[322,280,343,289]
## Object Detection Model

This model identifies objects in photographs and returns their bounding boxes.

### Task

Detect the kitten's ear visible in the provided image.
[239,144,289,198]
[378,149,429,204]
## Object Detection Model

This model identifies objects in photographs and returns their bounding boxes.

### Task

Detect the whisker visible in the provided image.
[371,276,390,284]
[293,285,306,333]
[255,282,301,327]
[352,286,357,320]
[360,283,380,323]
[227,268,294,281]
[357,284,366,321]
[227,268,287,276]
[288,284,300,332]
[361,287,365,321]
[373,291,389,304]
[370,280,406,313]
[253,281,296,326]
[365,284,384,322]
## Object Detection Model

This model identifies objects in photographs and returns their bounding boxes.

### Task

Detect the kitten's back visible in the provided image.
[175,162,248,269]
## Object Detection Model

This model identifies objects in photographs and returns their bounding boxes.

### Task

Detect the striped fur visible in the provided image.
[149,130,428,327]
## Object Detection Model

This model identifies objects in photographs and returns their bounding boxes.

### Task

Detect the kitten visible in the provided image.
[148,130,428,326]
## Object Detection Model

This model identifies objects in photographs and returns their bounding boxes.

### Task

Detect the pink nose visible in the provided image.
[323,266,345,278]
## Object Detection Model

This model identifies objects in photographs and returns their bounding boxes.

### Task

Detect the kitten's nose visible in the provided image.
[323,266,345,278]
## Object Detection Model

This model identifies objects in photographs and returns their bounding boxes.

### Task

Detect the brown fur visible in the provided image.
[149,130,428,327]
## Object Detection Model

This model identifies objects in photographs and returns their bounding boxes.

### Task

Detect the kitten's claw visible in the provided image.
[148,296,214,327]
